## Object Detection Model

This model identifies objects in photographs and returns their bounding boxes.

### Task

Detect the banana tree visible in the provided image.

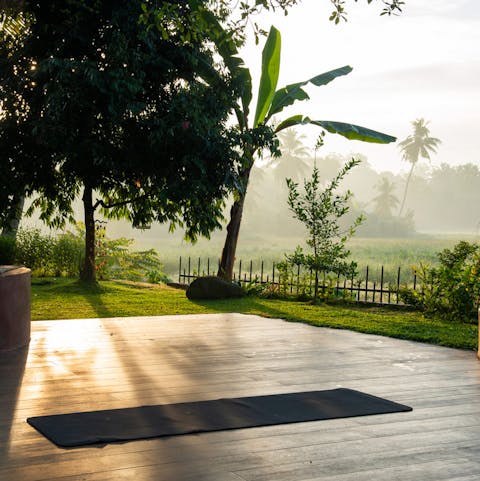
[217,25,396,281]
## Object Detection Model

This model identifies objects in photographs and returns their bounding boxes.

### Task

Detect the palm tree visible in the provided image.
[373,177,399,217]
[398,118,441,216]
[269,129,311,184]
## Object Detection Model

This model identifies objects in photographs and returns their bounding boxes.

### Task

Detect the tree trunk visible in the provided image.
[313,269,319,303]
[1,195,25,241]
[398,163,415,217]
[217,193,246,281]
[80,185,96,282]
[218,157,254,281]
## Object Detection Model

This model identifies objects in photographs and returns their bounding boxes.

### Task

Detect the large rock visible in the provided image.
[186,276,245,300]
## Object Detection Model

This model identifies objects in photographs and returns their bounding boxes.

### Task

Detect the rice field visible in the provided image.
[148,234,469,284]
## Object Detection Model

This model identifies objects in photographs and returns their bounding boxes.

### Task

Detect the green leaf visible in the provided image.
[310,120,396,143]
[253,26,281,127]
[275,117,396,144]
[266,66,352,121]
[274,115,311,133]
[238,67,252,121]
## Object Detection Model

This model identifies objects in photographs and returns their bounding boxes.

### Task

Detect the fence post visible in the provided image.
[297,264,300,295]
[365,266,369,302]
[380,265,384,304]
[396,267,401,304]
[178,256,182,283]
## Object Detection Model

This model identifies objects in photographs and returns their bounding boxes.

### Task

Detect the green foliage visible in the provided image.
[51,231,84,277]
[5,226,169,282]
[329,0,404,23]
[254,25,281,127]
[284,159,364,301]
[0,235,16,264]
[91,225,170,283]
[15,228,55,274]
[1,1,242,282]
[401,241,480,322]
[12,227,84,276]
[217,24,395,280]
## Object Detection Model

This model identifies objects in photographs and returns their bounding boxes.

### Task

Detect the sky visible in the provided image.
[239,0,480,174]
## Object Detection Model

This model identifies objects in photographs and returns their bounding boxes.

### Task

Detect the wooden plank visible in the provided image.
[1,313,480,481]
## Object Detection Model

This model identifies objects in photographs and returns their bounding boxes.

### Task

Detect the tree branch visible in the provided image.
[94,195,146,211]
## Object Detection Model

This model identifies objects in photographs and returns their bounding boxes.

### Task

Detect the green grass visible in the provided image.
[31,278,478,351]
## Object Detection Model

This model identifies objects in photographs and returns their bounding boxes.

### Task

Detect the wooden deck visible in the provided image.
[1,313,480,481]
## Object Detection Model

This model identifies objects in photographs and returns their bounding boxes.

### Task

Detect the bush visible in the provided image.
[94,226,170,282]
[15,228,55,274]
[401,241,480,322]
[52,231,84,277]
[6,225,170,282]
[0,236,16,264]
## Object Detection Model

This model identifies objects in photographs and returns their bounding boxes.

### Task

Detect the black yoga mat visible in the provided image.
[27,388,411,447]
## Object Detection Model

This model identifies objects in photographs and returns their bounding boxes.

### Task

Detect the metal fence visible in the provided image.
[178,256,418,306]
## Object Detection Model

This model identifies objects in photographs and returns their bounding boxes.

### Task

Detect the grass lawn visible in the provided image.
[31,278,478,352]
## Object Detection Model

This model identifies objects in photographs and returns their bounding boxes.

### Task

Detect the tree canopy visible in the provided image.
[0,1,240,280]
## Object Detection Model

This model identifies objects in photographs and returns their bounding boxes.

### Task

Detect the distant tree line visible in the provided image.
[242,148,480,238]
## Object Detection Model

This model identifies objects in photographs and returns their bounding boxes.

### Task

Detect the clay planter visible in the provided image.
[0,266,31,352]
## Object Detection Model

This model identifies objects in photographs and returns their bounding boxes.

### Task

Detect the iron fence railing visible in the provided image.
[178,256,417,306]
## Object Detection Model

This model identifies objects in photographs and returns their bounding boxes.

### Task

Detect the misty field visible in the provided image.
[152,235,463,283]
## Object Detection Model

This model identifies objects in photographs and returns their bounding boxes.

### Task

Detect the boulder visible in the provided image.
[186,276,245,300]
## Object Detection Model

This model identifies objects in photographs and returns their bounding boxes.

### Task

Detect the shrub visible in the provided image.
[0,236,16,264]
[7,225,170,282]
[15,228,55,274]
[94,226,169,282]
[52,231,84,277]
[401,241,480,322]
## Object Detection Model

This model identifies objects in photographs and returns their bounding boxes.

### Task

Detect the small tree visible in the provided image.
[285,158,363,302]
[401,241,480,322]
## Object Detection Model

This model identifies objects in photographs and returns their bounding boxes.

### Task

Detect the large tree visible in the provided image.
[0,1,239,281]
[398,118,441,217]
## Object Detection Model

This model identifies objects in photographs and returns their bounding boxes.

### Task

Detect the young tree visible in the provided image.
[216,26,396,281]
[285,159,363,302]
[0,1,239,281]
[398,118,441,216]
